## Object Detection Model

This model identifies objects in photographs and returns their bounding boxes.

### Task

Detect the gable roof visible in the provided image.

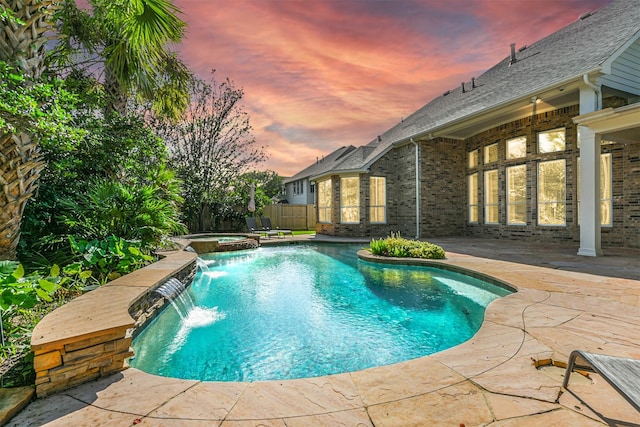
[309,0,640,179]
[284,145,356,183]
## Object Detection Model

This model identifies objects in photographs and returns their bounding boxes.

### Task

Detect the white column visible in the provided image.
[577,125,602,256]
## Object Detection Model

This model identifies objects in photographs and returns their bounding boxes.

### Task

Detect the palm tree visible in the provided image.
[0,1,59,260]
[58,0,191,118]
[0,0,191,259]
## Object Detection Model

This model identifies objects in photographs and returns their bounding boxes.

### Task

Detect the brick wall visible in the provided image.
[463,101,640,248]
[419,138,466,236]
[316,99,640,248]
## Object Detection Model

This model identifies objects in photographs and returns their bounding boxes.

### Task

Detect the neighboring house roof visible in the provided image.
[308,0,640,179]
[284,145,356,183]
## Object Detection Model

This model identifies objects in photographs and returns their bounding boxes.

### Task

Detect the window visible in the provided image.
[310,183,315,194]
[506,136,527,159]
[484,143,498,164]
[537,159,566,225]
[468,174,478,223]
[468,150,478,169]
[506,165,527,225]
[317,179,332,223]
[484,170,499,224]
[577,153,612,226]
[370,177,386,223]
[538,128,565,153]
[293,181,304,195]
[340,177,360,223]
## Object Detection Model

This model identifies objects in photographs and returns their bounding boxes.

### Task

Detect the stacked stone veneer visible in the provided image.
[317,99,640,248]
[31,250,197,397]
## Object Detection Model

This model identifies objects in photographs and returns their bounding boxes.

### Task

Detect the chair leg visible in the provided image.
[563,350,580,389]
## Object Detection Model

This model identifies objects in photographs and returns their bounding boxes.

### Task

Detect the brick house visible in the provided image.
[298,0,640,255]
[283,145,356,204]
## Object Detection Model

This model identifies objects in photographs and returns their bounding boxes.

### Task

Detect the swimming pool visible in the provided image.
[130,244,511,381]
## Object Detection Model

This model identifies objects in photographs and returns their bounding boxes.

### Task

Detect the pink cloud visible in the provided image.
[174,0,613,176]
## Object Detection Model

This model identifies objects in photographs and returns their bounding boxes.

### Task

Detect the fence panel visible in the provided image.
[263,204,315,230]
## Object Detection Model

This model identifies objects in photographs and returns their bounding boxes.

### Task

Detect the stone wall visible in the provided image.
[31,250,197,397]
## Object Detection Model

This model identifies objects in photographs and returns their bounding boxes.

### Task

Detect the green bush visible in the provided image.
[0,261,62,313]
[58,179,187,248]
[67,235,155,287]
[368,233,445,260]
[1,261,63,385]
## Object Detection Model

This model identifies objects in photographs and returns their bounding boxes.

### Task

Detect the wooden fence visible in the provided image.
[263,204,316,230]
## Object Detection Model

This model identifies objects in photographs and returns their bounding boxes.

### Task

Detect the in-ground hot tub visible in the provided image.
[185,233,259,253]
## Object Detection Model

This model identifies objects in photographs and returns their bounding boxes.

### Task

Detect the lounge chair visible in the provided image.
[245,217,278,238]
[563,350,640,413]
[260,217,293,238]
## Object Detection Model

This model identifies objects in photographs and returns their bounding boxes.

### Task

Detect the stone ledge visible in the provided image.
[30,249,197,397]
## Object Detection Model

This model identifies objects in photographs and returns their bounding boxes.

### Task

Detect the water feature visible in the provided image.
[131,244,512,382]
[153,277,225,326]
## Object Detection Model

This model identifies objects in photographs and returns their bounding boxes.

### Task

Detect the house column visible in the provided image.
[577,126,603,256]
[576,77,603,256]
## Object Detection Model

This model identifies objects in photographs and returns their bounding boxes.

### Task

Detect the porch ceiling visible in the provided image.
[430,85,581,141]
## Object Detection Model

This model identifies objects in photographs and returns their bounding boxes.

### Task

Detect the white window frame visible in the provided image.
[468,173,478,223]
[340,176,360,224]
[317,179,332,223]
[468,150,478,169]
[577,153,613,227]
[537,159,566,226]
[538,128,566,153]
[484,169,499,224]
[506,136,527,159]
[369,177,386,224]
[506,164,527,225]
[484,143,498,164]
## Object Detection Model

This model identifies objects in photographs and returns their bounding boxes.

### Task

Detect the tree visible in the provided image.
[151,73,268,231]
[244,170,284,203]
[55,0,191,119]
[19,75,185,258]
[0,1,61,260]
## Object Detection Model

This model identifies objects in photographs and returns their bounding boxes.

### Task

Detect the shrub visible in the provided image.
[1,261,64,386]
[368,233,445,260]
[67,235,155,287]
[58,179,187,248]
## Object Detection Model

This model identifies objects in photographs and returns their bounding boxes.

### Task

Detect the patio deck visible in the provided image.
[8,236,640,426]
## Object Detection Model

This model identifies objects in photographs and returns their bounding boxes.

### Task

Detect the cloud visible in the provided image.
[174,0,613,176]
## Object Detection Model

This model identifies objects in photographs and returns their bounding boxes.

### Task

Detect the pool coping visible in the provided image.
[29,248,198,397]
[15,239,640,425]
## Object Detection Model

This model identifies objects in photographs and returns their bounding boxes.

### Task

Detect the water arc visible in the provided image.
[154,277,195,320]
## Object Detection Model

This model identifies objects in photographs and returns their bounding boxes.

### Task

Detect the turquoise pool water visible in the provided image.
[130,244,511,382]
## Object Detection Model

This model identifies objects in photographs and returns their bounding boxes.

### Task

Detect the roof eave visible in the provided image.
[309,168,369,182]
[390,69,602,148]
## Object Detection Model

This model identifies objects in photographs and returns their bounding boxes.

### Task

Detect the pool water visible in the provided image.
[130,244,511,382]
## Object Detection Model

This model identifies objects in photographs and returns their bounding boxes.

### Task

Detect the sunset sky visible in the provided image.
[174,0,613,177]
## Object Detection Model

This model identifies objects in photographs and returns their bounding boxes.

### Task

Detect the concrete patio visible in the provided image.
[7,236,640,426]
